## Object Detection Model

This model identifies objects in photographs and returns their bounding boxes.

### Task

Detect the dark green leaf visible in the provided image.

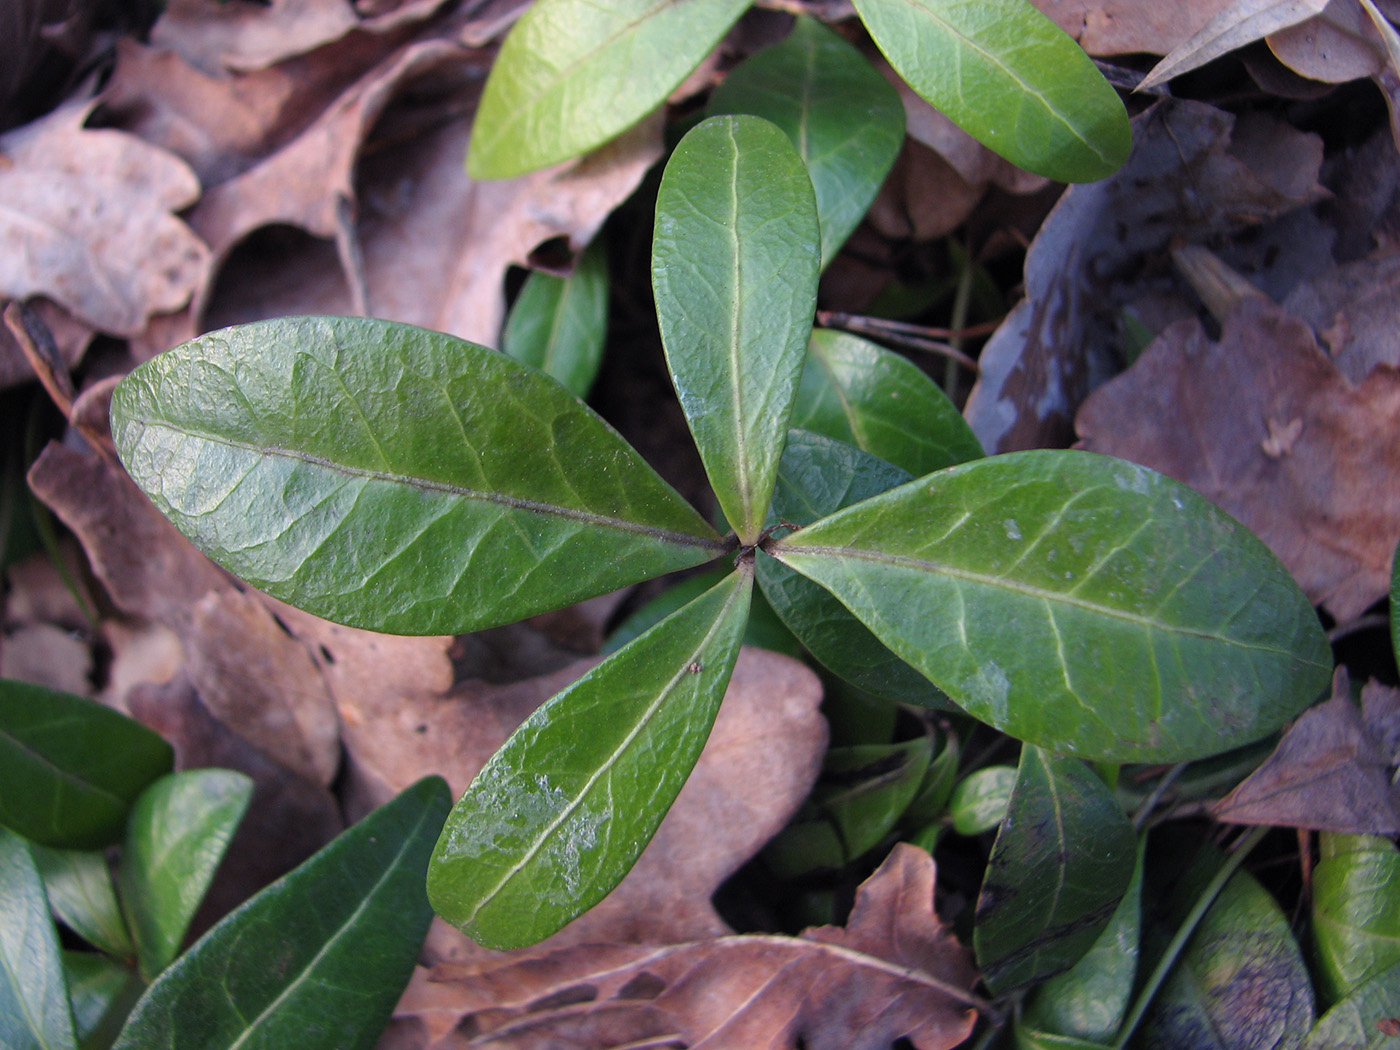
[757,430,947,706]
[948,765,1016,835]
[465,0,750,178]
[852,0,1130,182]
[30,846,133,961]
[1140,868,1312,1050]
[111,317,724,635]
[1302,960,1400,1050]
[0,827,77,1050]
[0,679,173,849]
[118,770,253,979]
[1313,834,1400,1004]
[772,450,1332,762]
[903,725,960,827]
[652,115,820,542]
[62,952,142,1050]
[111,776,450,1050]
[974,748,1135,994]
[792,331,984,477]
[429,569,752,949]
[706,17,904,266]
[501,241,609,398]
[1014,1030,1111,1050]
[604,568,800,656]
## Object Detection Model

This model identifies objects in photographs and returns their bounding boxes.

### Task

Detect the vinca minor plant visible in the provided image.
[109,111,1332,959]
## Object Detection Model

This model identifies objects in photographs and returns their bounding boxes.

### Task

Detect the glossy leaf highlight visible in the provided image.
[111,776,450,1050]
[0,827,77,1050]
[30,845,133,961]
[653,115,820,542]
[501,241,609,398]
[852,0,1131,182]
[429,569,752,949]
[773,450,1332,762]
[111,317,724,635]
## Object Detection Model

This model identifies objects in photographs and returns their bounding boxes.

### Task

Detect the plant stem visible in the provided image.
[945,241,976,393]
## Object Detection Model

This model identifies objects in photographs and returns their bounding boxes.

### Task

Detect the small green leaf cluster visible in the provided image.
[0,677,450,1050]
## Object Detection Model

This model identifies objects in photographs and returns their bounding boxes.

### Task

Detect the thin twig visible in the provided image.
[815,311,984,373]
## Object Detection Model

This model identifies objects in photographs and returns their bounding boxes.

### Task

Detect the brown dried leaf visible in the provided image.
[406,845,977,1050]
[0,97,208,336]
[1268,0,1387,82]
[1139,0,1332,91]
[1214,669,1400,834]
[1075,297,1400,620]
[1283,250,1400,382]
[1028,0,1236,56]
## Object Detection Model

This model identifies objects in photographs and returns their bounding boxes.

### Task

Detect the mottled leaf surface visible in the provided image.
[429,570,752,949]
[0,827,77,1050]
[974,748,1135,994]
[1303,960,1400,1050]
[773,450,1332,761]
[852,0,1131,182]
[111,317,724,635]
[501,241,609,398]
[653,116,820,542]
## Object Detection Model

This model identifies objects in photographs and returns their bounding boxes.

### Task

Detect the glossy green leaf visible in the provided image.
[111,317,725,635]
[792,331,985,477]
[118,770,253,980]
[1313,834,1400,1005]
[603,568,799,656]
[1021,838,1144,1042]
[772,450,1332,762]
[1302,960,1400,1050]
[429,569,752,949]
[465,0,750,178]
[0,679,173,849]
[501,241,609,398]
[111,776,450,1050]
[852,0,1129,182]
[706,17,904,266]
[903,726,960,827]
[652,115,820,542]
[30,846,132,960]
[62,952,142,1050]
[756,430,947,706]
[974,747,1135,994]
[0,827,77,1050]
[948,765,1016,835]
[1140,868,1313,1049]
[1014,1029,1110,1050]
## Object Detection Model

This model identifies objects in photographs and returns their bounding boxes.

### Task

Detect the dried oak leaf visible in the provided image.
[1029,0,1234,56]
[1214,669,1400,835]
[1075,296,1400,621]
[0,97,208,337]
[404,844,977,1050]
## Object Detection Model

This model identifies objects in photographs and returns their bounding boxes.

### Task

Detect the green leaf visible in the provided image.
[1021,837,1144,1042]
[772,450,1332,762]
[652,115,820,542]
[62,952,142,1050]
[111,317,724,635]
[501,242,609,398]
[1313,834,1400,1005]
[0,827,77,1050]
[851,0,1130,182]
[603,567,799,656]
[974,747,1136,994]
[117,770,253,980]
[0,679,174,849]
[1014,1030,1111,1050]
[465,0,750,179]
[1140,867,1313,1050]
[1302,960,1400,1050]
[948,765,1016,835]
[757,430,947,706]
[30,846,133,961]
[706,17,905,266]
[111,776,450,1050]
[793,330,985,477]
[429,569,752,949]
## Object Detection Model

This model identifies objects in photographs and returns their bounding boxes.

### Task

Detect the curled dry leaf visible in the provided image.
[401,844,977,1050]
[1076,297,1400,621]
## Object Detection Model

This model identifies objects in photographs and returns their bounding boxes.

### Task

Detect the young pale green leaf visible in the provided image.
[0,679,174,849]
[117,770,253,980]
[465,0,750,179]
[772,450,1332,762]
[948,765,1016,835]
[653,115,820,542]
[706,17,905,267]
[501,241,609,398]
[974,748,1135,994]
[1312,834,1400,1004]
[30,846,133,961]
[792,330,985,478]
[0,827,78,1050]
[111,776,450,1050]
[852,0,1130,182]
[111,317,725,635]
[756,430,947,706]
[429,569,752,949]
[1302,959,1400,1050]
